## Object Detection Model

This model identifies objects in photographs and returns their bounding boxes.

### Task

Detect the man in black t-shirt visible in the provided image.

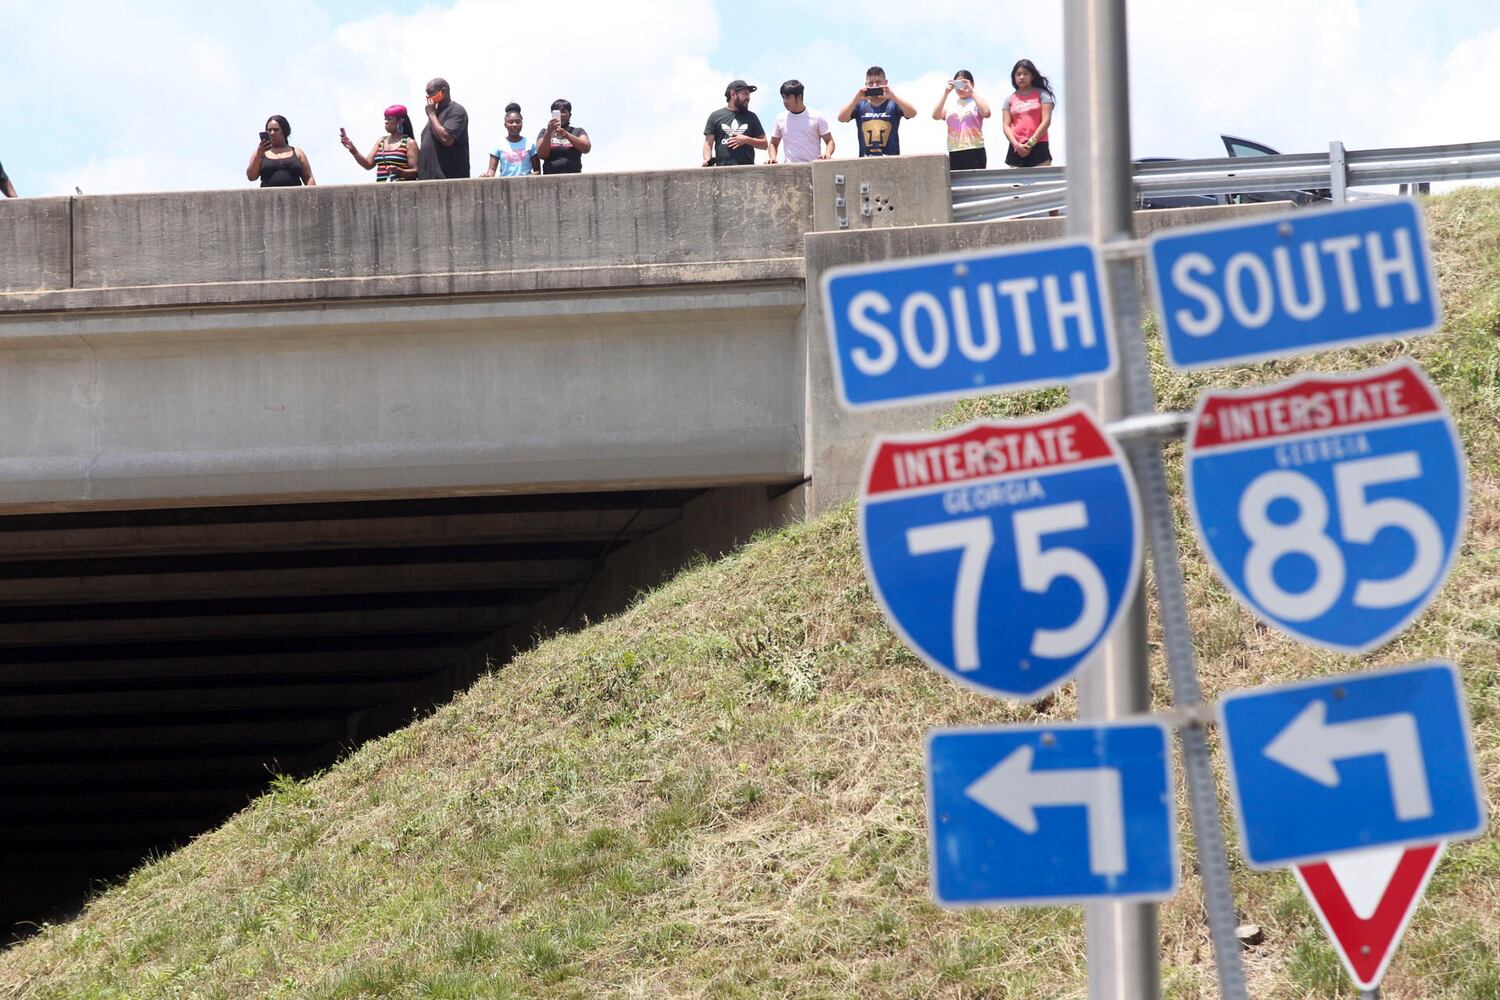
[418,77,471,179]
[535,98,592,174]
[702,79,767,166]
[836,65,918,157]
[0,159,15,198]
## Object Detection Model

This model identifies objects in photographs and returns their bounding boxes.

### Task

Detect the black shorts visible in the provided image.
[948,147,988,171]
[1005,140,1052,168]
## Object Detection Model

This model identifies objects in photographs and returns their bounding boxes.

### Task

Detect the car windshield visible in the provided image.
[1222,135,1279,157]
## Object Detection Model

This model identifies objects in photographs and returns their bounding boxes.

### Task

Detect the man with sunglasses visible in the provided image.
[535,99,592,174]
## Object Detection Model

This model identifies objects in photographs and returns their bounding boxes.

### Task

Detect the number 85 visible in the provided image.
[1237,451,1443,621]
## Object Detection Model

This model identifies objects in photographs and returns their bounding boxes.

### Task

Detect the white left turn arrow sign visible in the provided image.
[926,722,1177,904]
[1263,700,1432,821]
[964,743,1127,875]
[1219,663,1484,868]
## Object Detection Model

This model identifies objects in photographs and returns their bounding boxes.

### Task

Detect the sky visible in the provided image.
[0,0,1495,197]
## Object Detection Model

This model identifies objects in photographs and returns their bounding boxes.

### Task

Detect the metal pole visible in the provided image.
[1066,3,1251,999]
[1062,4,1160,998]
[1331,140,1349,204]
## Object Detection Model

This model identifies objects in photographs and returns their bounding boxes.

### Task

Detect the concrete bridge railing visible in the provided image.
[0,156,1267,516]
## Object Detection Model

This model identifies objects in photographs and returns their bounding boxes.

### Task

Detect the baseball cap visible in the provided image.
[725,79,758,96]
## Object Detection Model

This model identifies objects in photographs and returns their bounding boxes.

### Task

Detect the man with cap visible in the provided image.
[702,79,767,167]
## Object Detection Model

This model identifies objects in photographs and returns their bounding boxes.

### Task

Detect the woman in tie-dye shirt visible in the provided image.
[932,69,991,171]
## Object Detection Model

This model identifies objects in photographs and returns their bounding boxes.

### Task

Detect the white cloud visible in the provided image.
[1425,27,1500,145]
[1122,0,1469,159]
[9,0,732,195]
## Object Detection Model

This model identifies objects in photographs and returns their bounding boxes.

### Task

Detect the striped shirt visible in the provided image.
[374,139,413,182]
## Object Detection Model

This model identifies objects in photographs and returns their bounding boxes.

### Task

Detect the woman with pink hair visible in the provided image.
[340,105,420,182]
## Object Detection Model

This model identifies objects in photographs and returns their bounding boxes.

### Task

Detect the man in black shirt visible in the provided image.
[0,159,15,198]
[702,79,767,167]
[536,98,592,174]
[418,77,471,179]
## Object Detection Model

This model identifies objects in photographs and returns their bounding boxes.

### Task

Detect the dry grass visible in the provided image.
[1,190,1498,999]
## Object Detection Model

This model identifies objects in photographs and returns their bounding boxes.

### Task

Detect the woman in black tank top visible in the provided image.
[246,115,317,187]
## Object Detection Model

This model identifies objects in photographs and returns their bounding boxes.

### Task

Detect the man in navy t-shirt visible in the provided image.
[836,65,918,156]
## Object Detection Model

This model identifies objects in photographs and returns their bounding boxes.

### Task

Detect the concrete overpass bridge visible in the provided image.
[0,155,1248,935]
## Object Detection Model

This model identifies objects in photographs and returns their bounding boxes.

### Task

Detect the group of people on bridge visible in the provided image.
[0,60,1056,197]
[705,60,1055,173]
[246,77,590,188]
[243,59,1056,189]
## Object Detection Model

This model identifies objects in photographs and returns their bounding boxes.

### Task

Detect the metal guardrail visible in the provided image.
[951,139,1500,221]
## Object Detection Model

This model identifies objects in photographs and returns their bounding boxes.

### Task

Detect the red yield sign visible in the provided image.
[1293,842,1444,991]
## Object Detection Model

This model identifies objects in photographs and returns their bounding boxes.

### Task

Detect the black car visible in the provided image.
[1135,135,1331,210]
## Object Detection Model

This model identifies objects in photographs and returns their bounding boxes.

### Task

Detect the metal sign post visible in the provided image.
[1063,2,1248,997]
[1062,3,1158,997]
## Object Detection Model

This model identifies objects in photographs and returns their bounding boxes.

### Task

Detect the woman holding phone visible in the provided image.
[341,105,419,182]
[535,98,591,174]
[932,69,990,171]
[247,115,315,187]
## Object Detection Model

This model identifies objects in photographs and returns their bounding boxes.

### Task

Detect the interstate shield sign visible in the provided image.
[859,405,1142,700]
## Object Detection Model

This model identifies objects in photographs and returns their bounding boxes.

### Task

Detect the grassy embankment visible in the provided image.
[2,189,1497,1000]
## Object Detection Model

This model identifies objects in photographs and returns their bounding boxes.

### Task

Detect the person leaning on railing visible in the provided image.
[482,103,537,178]
[703,79,767,167]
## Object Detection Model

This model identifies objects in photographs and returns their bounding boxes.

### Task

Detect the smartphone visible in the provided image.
[259,131,270,142]
[339,127,348,140]
[864,86,884,97]
[429,89,445,104]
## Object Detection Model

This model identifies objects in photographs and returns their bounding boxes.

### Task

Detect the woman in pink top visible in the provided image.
[1002,58,1055,168]
[931,69,991,171]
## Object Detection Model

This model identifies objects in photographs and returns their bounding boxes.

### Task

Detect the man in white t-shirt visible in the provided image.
[767,80,835,164]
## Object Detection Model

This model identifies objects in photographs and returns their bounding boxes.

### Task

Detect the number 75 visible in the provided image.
[906,501,1109,672]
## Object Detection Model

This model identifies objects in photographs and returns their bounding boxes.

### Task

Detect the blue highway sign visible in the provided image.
[859,406,1141,701]
[1219,661,1485,868]
[927,721,1178,906]
[822,239,1115,409]
[1185,360,1466,654]
[1149,200,1439,369]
